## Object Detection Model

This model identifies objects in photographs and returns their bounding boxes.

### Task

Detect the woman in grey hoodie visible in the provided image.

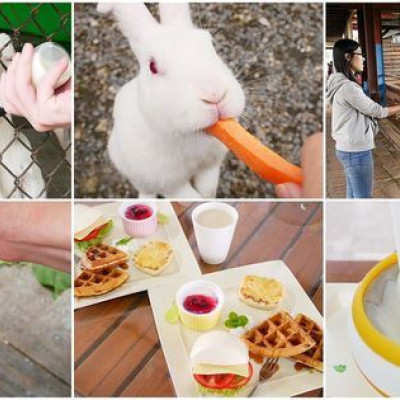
[327,39,400,198]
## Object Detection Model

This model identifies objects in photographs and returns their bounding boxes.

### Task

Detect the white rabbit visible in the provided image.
[98,3,245,198]
[0,33,46,198]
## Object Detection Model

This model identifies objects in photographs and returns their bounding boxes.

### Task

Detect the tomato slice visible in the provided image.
[226,363,253,388]
[194,373,235,389]
[75,223,107,242]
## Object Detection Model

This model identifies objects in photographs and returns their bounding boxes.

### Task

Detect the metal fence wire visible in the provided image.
[0,3,71,198]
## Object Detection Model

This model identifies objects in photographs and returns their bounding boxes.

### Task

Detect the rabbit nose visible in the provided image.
[200,90,227,105]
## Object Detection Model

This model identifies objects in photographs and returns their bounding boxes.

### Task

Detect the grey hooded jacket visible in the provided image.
[327,73,388,152]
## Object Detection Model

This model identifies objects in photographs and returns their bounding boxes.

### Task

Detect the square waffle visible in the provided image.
[74,265,129,297]
[290,314,323,372]
[80,244,129,272]
[242,311,316,358]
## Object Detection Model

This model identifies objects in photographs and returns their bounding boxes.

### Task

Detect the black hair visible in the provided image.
[333,39,360,83]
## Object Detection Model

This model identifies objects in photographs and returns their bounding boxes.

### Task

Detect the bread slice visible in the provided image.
[238,275,285,310]
[133,241,173,276]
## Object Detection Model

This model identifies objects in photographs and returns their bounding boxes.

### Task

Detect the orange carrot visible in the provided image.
[206,119,302,185]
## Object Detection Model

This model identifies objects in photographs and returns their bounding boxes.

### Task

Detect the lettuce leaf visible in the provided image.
[196,383,244,397]
[32,264,71,299]
[74,220,114,253]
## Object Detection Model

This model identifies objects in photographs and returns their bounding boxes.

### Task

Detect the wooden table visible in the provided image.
[0,267,71,396]
[326,260,377,283]
[75,202,323,397]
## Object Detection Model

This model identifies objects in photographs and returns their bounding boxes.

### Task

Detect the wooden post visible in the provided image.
[357,9,368,90]
[363,4,380,102]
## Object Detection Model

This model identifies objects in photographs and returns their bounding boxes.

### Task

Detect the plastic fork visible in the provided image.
[249,357,279,397]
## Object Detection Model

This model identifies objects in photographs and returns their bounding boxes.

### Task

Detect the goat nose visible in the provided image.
[200,90,226,105]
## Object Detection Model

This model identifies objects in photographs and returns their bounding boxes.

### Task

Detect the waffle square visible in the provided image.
[80,244,129,272]
[242,311,316,358]
[290,314,323,371]
[74,265,129,297]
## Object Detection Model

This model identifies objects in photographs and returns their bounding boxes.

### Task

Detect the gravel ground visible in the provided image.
[75,3,323,198]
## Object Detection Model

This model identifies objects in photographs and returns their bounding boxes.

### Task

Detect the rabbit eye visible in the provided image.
[149,59,158,75]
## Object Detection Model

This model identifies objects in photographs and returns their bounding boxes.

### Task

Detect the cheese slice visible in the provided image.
[192,363,249,377]
[74,216,108,240]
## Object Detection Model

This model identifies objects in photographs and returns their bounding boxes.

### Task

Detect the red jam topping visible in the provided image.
[125,204,153,220]
[183,294,218,314]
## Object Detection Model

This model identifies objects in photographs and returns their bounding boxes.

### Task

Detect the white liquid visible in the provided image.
[390,203,400,295]
[196,209,233,229]
[365,203,400,344]
[364,266,400,344]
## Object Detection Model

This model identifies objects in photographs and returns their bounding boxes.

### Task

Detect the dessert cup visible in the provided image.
[349,253,400,396]
[118,201,158,237]
[176,280,224,331]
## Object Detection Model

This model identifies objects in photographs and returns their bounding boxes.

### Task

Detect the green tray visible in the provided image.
[0,3,71,44]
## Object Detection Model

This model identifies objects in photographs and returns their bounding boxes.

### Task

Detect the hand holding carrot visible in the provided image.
[206,119,322,198]
[206,119,302,185]
[276,133,323,198]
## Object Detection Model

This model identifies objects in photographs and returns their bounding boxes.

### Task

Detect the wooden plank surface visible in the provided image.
[0,266,71,396]
[326,260,377,283]
[74,201,323,397]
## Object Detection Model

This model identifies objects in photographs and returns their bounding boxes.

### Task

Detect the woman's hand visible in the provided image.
[0,43,71,132]
[276,133,323,198]
[386,104,400,117]
[0,203,71,273]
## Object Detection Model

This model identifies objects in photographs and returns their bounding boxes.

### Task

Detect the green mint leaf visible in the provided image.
[116,236,133,246]
[333,364,346,373]
[229,311,238,320]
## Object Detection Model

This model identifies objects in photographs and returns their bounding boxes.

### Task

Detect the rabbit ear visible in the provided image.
[98,3,158,44]
[159,3,193,28]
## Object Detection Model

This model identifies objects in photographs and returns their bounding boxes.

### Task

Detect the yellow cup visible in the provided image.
[176,280,224,331]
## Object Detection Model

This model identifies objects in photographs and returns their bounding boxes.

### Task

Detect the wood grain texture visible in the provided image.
[0,267,71,396]
[0,341,70,397]
[75,201,323,397]
[326,260,377,283]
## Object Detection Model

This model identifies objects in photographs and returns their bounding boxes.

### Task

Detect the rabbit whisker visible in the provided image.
[240,76,271,87]
[240,114,259,134]
[230,52,254,72]
[238,67,267,82]
[233,57,259,79]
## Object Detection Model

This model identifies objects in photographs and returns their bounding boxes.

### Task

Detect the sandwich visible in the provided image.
[74,205,113,253]
[190,331,253,397]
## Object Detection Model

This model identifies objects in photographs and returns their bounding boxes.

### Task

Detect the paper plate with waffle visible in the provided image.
[149,260,323,397]
[73,202,201,309]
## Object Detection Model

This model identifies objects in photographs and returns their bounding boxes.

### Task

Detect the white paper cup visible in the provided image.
[192,202,238,264]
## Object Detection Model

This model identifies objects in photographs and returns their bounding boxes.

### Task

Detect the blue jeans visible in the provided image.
[336,150,373,198]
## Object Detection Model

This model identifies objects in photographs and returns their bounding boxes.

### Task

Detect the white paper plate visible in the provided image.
[74,202,201,309]
[149,260,323,397]
[326,283,380,397]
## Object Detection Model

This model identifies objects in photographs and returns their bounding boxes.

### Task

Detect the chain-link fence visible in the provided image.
[0,3,71,198]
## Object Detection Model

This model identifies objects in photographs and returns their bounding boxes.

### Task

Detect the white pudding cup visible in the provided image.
[192,202,238,264]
